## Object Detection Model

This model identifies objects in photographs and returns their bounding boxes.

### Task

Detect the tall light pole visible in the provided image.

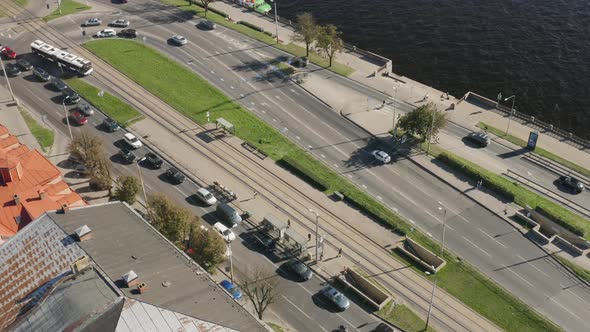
[270,0,279,44]
[309,208,319,263]
[504,95,516,135]
[392,86,398,138]
[426,104,437,154]
[228,241,234,282]
[425,266,438,330]
[62,97,73,140]
[136,157,148,205]
[0,57,16,103]
[437,201,447,256]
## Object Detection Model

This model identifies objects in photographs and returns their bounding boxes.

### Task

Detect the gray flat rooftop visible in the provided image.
[47,202,265,332]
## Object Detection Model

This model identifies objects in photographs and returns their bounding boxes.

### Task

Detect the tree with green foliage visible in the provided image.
[199,0,216,17]
[397,103,447,141]
[293,13,319,57]
[147,193,192,245]
[316,24,343,67]
[115,175,141,205]
[238,267,279,319]
[186,220,226,273]
[69,131,113,193]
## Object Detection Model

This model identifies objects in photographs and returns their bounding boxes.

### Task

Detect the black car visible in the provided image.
[62,87,81,104]
[16,58,33,71]
[118,148,137,164]
[50,77,67,91]
[197,20,216,30]
[144,152,163,169]
[466,131,491,147]
[558,175,585,194]
[33,67,51,81]
[290,56,308,68]
[102,118,121,132]
[165,167,185,184]
[285,258,313,281]
[118,29,137,38]
[4,63,21,76]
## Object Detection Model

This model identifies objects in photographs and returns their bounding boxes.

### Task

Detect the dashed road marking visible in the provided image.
[478,228,507,248]
[250,102,255,106]
[516,254,549,277]
[290,88,300,95]
[320,154,326,158]
[462,236,492,257]
[296,136,301,140]
[307,145,313,149]
[211,70,215,74]
[549,298,582,321]
[275,95,281,99]
[272,118,277,122]
[230,86,235,89]
[261,110,266,114]
[239,94,245,98]
[220,78,224,82]
[502,264,535,288]
[347,174,353,179]
[409,219,416,224]
[377,195,383,201]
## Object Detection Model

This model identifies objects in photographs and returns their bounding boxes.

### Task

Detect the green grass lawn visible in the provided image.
[477,122,590,178]
[377,301,436,332]
[19,108,54,152]
[43,0,90,22]
[553,255,590,285]
[64,78,144,127]
[160,0,354,77]
[266,322,285,332]
[86,38,560,332]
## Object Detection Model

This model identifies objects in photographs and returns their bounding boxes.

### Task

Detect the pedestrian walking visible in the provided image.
[287,219,291,228]
[320,253,324,261]
[338,248,343,257]
[308,233,312,241]
[382,100,386,107]
[253,191,258,198]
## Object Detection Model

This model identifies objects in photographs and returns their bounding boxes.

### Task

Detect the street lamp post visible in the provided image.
[425,268,438,330]
[228,241,234,282]
[136,158,148,205]
[309,209,319,263]
[437,201,447,256]
[270,0,279,44]
[0,57,16,103]
[426,104,437,154]
[392,87,398,138]
[62,97,73,140]
[504,95,516,135]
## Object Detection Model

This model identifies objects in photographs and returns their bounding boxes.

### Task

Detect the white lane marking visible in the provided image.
[462,236,492,257]
[426,232,432,237]
[250,102,255,106]
[275,95,281,100]
[290,88,300,95]
[409,219,415,224]
[445,224,455,231]
[230,86,235,89]
[377,195,383,201]
[347,174,353,179]
[502,264,535,288]
[281,296,329,332]
[549,297,582,321]
[261,102,268,106]
[272,118,277,122]
[261,110,266,114]
[220,78,224,82]
[320,154,326,158]
[362,184,367,189]
[307,145,313,149]
[172,185,189,197]
[296,136,301,140]
[240,94,245,98]
[516,254,549,277]
[210,70,215,74]
[567,289,590,307]
[478,228,507,248]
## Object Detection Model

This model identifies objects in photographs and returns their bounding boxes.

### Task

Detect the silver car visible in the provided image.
[171,35,188,45]
[83,18,101,27]
[77,100,94,116]
[320,285,350,311]
[110,19,130,27]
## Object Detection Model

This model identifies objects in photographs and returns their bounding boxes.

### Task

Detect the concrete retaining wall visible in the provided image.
[397,238,446,274]
[529,209,590,250]
[335,268,391,310]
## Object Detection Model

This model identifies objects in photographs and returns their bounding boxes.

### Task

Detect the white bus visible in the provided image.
[30,40,93,76]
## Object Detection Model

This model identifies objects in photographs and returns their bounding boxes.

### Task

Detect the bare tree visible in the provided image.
[199,0,216,18]
[238,267,280,319]
[316,24,343,67]
[292,13,319,57]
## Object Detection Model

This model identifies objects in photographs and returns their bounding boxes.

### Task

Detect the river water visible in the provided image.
[276,0,590,138]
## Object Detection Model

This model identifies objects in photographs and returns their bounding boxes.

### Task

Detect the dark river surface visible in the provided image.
[276,0,590,138]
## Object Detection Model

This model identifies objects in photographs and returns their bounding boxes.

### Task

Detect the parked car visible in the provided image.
[62,88,81,104]
[96,29,116,38]
[216,203,242,227]
[558,175,585,194]
[374,323,395,332]
[165,167,185,184]
[320,285,350,311]
[102,118,121,132]
[16,58,33,71]
[33,67,51,81]
[213,222,236,242]
[110,19,130,27]
[123,132,142,149]
[83,18,102,27]
[77,100,94,116]
[1,47,17,59]
[466,131,491,147]
[50,77,68,91]
[4,63,21,76]
[71,111,88,125]
[219,280,242,300]
[118,28,137,38]
[144,152,163,169]
[195,187,217,206]
[171,34,187,45]
[197,20,216,30]
[290,56,308,68]
[372,150,391,163]
[286,258,313,281]
[118,148,137,164]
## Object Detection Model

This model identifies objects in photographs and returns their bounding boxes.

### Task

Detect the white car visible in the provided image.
[171,35,187,45]
[110,19,130,27]
[96,29,116,38]
[83,18,101,27]
[123,132,142,149]
[372,150,391,163]
[196,187,217,206]
[214,222,236,242]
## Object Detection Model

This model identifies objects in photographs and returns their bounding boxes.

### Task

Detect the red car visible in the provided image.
[71,111,88,125]
[1,47,16,59]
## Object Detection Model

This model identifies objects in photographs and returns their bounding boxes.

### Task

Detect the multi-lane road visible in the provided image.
[3,0,590,330]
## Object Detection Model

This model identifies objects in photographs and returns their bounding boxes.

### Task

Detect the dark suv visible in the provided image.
[118,148,137,164]
[558,175,585,194]
[165,167,185,184]
[62,88,81,104]
[33,67,51,81]
[119,29,137,38]
[144,152,163,169]
[102,118,121,132]
[466,131,491,147]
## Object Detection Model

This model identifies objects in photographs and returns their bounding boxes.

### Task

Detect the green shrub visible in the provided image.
[238,20,265,32]
[208,7,228,17]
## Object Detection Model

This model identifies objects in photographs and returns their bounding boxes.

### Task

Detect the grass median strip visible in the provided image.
[85,39,561,332]
[160,0,354,77]
[477,122,590,178]
[19,108,54,152]
[64,77,144,127]
[43,0,90,22]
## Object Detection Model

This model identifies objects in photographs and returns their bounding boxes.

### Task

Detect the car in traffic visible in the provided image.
[1,47,17,59]
[77,100,94,116]
[195,187,217,206]
[62,88,81,104]
[144,152,163,169]
[285,258,313,281]
[372,150,391,163]
[558,175,585,194]
[83,18,102,27]
[50,77,68,91]
[118,148,137,164]
[319,285,350,311]
[16,58,33,71]
[171,35,187,45]
[197,20,216,30]
[466,131,491,147]
[290,56,308,68]
[96,29,116,38]
[33,67,51,81]
[123,132,142,149]
[219,280,242,300]
[70,111,88,125]
[4,63,21,76]
[213,222,236,242]
[102,118,121,132]
[165,167,185,184]
[118,29,137,38]
[110,19,130,27]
